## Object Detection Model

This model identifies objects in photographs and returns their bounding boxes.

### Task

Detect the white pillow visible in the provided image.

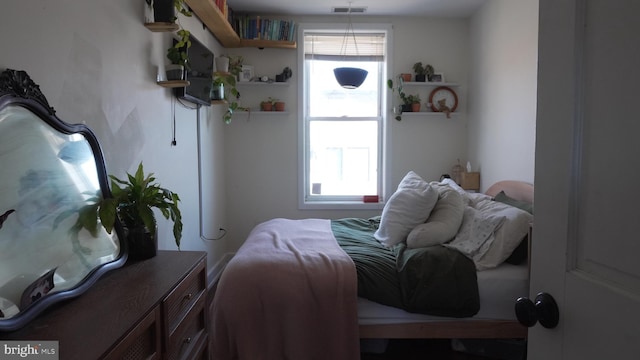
[474,199,533,270]
[443,206,505,261]
[374,171,438,248]
[407,185,464,248]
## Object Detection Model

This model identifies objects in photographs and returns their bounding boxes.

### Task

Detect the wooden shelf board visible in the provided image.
[185,0,240,47]
[239,39,297,49]
[185,0,297,49]
[157,80,190,88]
[144,22,179,32]
[211,99,228,105]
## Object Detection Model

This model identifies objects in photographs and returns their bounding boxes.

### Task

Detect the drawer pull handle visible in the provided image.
[184,337,192,344]
[184,293,193,301]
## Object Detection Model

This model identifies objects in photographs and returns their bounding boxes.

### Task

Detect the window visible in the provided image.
[298,24,391,208]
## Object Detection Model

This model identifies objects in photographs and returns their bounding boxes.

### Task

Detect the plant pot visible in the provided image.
[211,83,224,100]
[126,225,157,261]
[144,0,155,23]
[415,74,426,82]
[260,102,273,111]
[411,103,421,112]
[274,102,285,111]
[152,0,174,23]
[401,73,412,82]
[401,104,413,112]
[215,56,230,73]
[166,64,184,81]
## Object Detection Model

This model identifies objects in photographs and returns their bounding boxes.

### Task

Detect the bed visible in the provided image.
[211,174,533,359]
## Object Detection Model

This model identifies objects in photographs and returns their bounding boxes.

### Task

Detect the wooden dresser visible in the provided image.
[0,251,208,360]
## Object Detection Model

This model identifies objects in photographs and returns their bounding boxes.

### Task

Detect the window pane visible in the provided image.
[308,60,380,118]
[309,121,378,196]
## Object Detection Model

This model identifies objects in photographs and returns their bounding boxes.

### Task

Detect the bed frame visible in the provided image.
[359,180,533,339]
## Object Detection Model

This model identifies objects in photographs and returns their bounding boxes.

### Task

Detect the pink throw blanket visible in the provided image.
[211,218,360,360]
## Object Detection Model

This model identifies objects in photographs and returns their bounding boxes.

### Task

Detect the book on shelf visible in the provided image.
[232,14,296,42]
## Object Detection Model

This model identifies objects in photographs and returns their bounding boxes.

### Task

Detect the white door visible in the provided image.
[529,0,640,358]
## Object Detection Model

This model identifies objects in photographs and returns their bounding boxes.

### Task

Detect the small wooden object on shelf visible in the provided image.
[144,22,180,32]
[157,80,190,88]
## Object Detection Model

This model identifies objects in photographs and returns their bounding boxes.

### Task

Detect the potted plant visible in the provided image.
[413,62,434,82]
[211,76,226,100]
[152,0,192,23]
[164,1,192,80]
[400,73,412,82]
[407,94,421,112]
[213,72,242,123]
[274,100,285,111]
[260,97,277,111]
[166,28,191,80]
[72,162,182,260]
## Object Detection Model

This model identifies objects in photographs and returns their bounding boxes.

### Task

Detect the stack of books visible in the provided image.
[232,15,296,42]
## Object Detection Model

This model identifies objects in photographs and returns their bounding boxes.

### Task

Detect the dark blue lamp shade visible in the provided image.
[333,67,368,89]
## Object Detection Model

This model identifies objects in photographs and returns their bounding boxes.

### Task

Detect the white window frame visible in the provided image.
[297,23,393,210]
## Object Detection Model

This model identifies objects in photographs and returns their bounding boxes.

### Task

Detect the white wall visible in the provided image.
[0,0,232,271]
[223,16,471,247]
[468,0,539,189]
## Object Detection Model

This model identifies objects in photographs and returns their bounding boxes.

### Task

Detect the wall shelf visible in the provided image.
[402,82,459,87]
[236,81,291,86]
[157,80,190,88]
[399,112,460,118]
[144,22,179,32]
[184,0,296,49]
[240,109,290,115]
[211,99,228,105]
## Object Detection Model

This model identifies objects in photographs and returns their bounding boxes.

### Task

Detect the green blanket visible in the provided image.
[332,217,480,317]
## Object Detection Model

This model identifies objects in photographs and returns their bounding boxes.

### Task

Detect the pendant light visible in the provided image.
[333,2,368,89]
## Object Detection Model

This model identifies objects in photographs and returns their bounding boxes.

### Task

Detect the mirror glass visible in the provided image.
[0,69,125,331]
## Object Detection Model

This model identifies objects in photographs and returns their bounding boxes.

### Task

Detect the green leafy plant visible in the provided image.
[213,72,242,124]
[405,94,421,105]
[166,1,193,68]
[387,76,408,120]
[167,28,192,68]
[412,62,434,76]
[72,163,183,249]
[226,54,244,77]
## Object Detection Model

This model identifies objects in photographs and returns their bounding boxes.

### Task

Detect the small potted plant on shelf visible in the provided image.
[260,97,276,111]
[406,94,421,112]
[166,28,191,80]
[213,72,242,123]
[163,1,192,80]
[149,0,191,23]
[412,62,434,82]
[68,162,182,261]
[274,100,285,111]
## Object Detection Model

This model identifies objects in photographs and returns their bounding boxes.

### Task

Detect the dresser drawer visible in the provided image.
[165,295,207,360]
[104,306,162,360]
[163,258,206,336]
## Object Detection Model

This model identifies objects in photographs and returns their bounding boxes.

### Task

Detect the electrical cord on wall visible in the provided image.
[196,105,227,241]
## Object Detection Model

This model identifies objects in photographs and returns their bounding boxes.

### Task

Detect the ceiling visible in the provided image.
[227,0,487,17]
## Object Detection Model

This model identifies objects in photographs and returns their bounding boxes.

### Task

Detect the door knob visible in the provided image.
[515,292,559,329]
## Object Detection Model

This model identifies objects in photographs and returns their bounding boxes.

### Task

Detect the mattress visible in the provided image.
[358,262,528,325]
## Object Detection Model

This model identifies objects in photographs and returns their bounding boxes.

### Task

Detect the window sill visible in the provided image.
[299,201,385,211]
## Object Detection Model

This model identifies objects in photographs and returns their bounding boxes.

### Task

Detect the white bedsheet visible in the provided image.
[358,262,528,324]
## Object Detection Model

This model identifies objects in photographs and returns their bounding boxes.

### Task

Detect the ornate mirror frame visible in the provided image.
[0,69,127,331]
